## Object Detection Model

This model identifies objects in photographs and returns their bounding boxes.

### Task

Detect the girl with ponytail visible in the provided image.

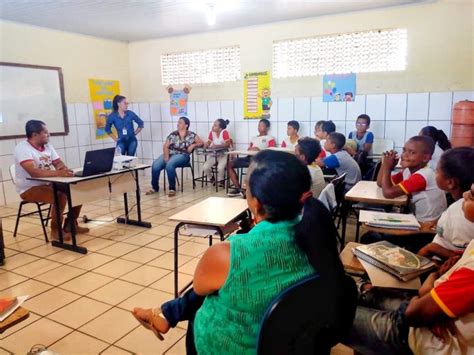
[419,126,452,170]
[132,150,344,353]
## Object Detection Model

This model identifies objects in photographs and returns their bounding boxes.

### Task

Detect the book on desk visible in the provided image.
[352,241,435,281]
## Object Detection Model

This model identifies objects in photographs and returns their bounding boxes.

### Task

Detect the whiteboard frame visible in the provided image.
[0,62,69,140]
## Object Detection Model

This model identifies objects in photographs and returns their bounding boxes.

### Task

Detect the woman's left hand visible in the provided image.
[187,144,195,153]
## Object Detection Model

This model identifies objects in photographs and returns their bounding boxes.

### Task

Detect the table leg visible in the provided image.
[117,171,152,228]
[174,222,185,298]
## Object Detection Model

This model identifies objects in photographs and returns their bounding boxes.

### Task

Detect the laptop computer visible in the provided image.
[74,147,116,177]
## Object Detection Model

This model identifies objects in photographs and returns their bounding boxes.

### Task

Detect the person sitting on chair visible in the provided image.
[133,150,345,354]
[13,120,89,241]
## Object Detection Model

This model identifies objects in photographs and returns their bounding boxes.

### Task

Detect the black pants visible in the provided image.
[161,288,205,355]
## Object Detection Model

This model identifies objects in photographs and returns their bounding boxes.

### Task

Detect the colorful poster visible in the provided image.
[323,74,356,102]
[244,71,271,119]
[170,90,188,116]
[88,79,120,139]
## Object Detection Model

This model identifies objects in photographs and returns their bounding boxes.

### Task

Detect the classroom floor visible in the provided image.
[0,179,357,354]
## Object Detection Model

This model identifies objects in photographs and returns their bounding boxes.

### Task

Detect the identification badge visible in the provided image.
[122,129,127,136]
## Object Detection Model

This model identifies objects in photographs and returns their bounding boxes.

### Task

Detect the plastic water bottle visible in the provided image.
[115,146,122,156]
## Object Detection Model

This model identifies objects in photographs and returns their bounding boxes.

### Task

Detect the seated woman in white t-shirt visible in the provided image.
[419,126,452,171]
[13,120,89,241]
[280,120,300,149]
[227,119,276,197]
[294,137,326,198]
[202,119,232,186]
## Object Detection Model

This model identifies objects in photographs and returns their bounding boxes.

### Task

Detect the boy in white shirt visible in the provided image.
[281,120,300,149]
[13,120,88,240]
[295,138,326,198]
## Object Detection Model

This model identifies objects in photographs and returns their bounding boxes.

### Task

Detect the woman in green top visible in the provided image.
[132,150,345,354]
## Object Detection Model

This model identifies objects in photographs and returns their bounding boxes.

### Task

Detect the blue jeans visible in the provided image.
[151,154,190,192]
[344,288,414,355]
[117,136,138,156]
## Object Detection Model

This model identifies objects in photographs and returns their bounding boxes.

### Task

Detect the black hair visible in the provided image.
[328,132,346,150]
[297,137,321,164]
[287,120,300,131]
[357,114,371,126]
[321,120,336,134]
[315,120,325,129]
[112,95,126,111]
[439,147,474,193]
[259,118,271,128]
[408,135,435,155]
[420,126,452,151]
[25,120,46,138]
[216,118,230,129]
[249,150,345,278]
[179,116,191,129]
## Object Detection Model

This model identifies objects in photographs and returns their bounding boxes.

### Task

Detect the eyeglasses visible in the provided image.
[356,122,368,126]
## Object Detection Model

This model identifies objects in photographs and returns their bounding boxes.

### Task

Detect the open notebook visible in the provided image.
[359,210,420,231]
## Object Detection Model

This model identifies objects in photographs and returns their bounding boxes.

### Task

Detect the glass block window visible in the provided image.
[273,28,407,78]
[161,46,240,85]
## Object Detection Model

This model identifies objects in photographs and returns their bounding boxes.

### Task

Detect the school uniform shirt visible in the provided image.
[428,144,444,171]
[432,198,474,253]
[409,240,474,355]
[391,166,447,222]
[348,131,374,153]
[319,139,331,158]
[308,165,326,198]
[105,110,144,140]
[208,129,231,146]
[249,135,276,150]
[323,150,361,191]
[281,136,299,149]
[14,141,60,194]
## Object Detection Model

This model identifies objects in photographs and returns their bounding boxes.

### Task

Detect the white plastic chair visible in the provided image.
[368,138,395,159]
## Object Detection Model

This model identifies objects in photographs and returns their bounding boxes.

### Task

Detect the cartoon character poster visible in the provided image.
[88,79,120,139]
[244,71,271,119]
[167,85,190,117]
[323,74,356,102]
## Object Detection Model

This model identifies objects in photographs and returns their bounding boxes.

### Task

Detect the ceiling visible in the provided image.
[0,0,427,42]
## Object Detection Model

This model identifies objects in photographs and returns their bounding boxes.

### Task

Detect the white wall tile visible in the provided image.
[334,121,346,135]
[0,155,14,182]
[277,122,287,145]
[150,103,161,122]
[66,103,77,125]
[195,101,209,122]
[298,121,311,138]
[234,100,244,122]
[386,94,407,121]
[0,139,16,156]
[453,91,474,103]
[310,97,328,123]
[346,95,366,122]
[160,102,172,122]
[49,135,64,149]
[407,93,429,120]
[186,101,196,122]
[370,121,385,138]
[429,92,452,121]
[197,122,211,140]
[64,125,78,147]
[152,141,164,159]
[208,101,221,121]
[55,148,65,161]
[141,141,153,159]
[75,103,89,125]
[65,147,81,169]
[4,180,20,205]
[150,122,162,142]
[221,101,235,121]
[328,102,346,121]
[269,98,278,121]
[161,122,173,141]
[87,104,95,125]
[384,121,406,147]
[138,103,151,121]
[294,97,310,121]
[235,122,249,145]
[428,120,452,138]
[249,120,260,139]
[406,121,428,139]
[140,126,152,141]
[76,125,92,146]
[130,103,139,114]
[278,98,294,122]
[366,94,386,121]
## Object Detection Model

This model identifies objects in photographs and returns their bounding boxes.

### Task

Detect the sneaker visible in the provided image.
[146,189,158,195]
[227,188,243,197]
[168,190,176,197]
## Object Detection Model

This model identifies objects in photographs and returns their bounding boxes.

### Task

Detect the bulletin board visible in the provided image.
[0,62,69,140]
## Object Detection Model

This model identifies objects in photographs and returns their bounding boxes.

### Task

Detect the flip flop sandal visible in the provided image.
[131,309,165,341]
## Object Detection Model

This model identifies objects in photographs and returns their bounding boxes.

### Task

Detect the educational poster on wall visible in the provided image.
[323,74,356,102]
[88,79,120,139]
[244,71,272,119]
[170,90,188,116]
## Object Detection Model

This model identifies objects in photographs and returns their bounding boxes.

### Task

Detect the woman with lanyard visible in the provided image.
[105,95,144,156]
[146,116,203,197]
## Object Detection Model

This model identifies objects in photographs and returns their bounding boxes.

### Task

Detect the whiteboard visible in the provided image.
[0,62,69,140]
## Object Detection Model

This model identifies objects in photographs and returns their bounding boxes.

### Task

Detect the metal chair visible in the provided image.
[9,164,51,242]
[162,152,196,193]
[257,273,358,355]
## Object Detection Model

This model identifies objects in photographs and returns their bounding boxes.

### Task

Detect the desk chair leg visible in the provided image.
[191,166,196,189]
[44,205,51,227]
[355,218,361,243]
[13,201,25,237]
[180,169,184,193]
[341,201,348,248]
[36,202,49,242]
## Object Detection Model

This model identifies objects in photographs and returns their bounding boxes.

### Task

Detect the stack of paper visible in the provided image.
[360,211,420,230]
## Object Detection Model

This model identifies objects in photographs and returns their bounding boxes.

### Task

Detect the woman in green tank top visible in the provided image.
[132,150,345,354]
